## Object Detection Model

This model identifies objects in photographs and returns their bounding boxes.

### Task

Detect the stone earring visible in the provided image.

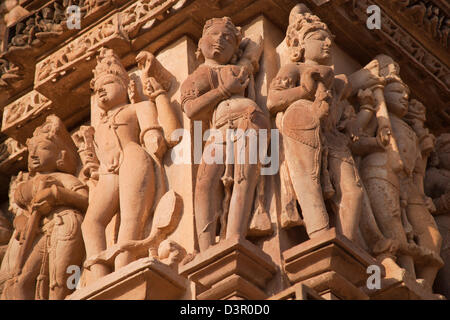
[289,46,304,63]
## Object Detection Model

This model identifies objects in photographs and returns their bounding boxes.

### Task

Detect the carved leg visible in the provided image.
[328,156,363,242]
[195,140,226,252]
[81,173,119,281]
[116,142,155,270]
[48,211,84,300]
[283,135,329,238]
[8,234,45,299]
[434,215,450,298]
[225,130,259,240]
[407,202,442,290]
[363,177,416,277]
[359,187,393,254]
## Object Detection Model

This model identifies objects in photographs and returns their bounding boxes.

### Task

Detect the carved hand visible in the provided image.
[300,69,321,99]
[144,77,166,100]
[315,85,332,104]
[377,126,391,148]
[31,185,57,216]
[144,129,167,160]
[358,88,376,107]
[425,196,437,213]
[219,66,250,95]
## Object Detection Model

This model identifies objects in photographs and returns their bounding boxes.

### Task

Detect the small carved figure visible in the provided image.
[9,22,29,47]
[402,99,443,292]
[181,17,269,252]
[425,134,450,297]
[1,115,87,300]
[36,7,62,34]
[0,210,12,247]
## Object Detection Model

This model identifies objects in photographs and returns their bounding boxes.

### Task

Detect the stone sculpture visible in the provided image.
[425,133,450,297]
[0,0,448,301]
[268,4,363,242]
[0,115,87,300]
[81,47,182,284]
[181,17,269,253]
[352,55,443,291]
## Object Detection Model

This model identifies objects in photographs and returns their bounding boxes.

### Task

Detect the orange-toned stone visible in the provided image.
[180,236,277,300]
[283,228,380,300]
[269,283,324,300]
[68,257,187,300]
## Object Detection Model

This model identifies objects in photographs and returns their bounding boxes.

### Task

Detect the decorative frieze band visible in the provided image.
[1,90,52,143]
[353,0,450,93]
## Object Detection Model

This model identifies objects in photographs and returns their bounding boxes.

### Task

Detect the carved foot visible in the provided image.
[180,250,198,266]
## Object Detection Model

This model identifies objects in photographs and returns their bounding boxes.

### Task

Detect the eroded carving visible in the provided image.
[0,115,87,300]
[351,55,443,294]
[81,48,182,284]
[181,17,270,253]
[425,133,450,297]
[1,91,52,141]
[353,0,449,91]
[268,4,365,243]
[35,14,128,85]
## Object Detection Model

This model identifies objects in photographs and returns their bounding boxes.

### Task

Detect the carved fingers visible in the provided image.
[377,126,392,148]
[300,69,321,98]
[358,88,376,107]
[144,128,167,160]
[219,65,250,95]
[143,77,166,100]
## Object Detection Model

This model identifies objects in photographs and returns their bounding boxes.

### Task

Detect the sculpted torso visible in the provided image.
[94,103,142,171]
[15,172,85,211]
[362,113,420,177]
[183,64,262,126]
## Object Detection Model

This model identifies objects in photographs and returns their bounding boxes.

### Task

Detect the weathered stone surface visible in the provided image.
[0,0,448,301]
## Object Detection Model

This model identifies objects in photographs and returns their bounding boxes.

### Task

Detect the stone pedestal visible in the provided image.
[363,262,445,300]
[68,258,187,300]
[179,237,277,300]
[269,283,324,300]
[282,228,380,300]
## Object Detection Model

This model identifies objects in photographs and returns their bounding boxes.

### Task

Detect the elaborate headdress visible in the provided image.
[286,4,333,62]
[197,17,243,61]
[375,54,409,92]
[202,17,243,44]
[27,115,79,174]
[90,47,130,92]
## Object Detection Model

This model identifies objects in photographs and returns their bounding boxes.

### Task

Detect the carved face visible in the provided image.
[42,7,54,20]
[27,139,59,173]
[199,23,238,65]
[25,17,34,27]
[95,76,128,111]
[384,82,409,117]
[303,29,332,65]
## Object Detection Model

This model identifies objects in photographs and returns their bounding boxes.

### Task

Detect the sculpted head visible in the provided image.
[91,48,130,111]
[384,81,410,118]
[26,115,79,175]
[376,54,409,118]
[42,7,53,20]
[286,4,333,65]
[197,17,242,65]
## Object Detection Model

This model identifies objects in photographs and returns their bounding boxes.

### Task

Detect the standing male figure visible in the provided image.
[82,48,180,283]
